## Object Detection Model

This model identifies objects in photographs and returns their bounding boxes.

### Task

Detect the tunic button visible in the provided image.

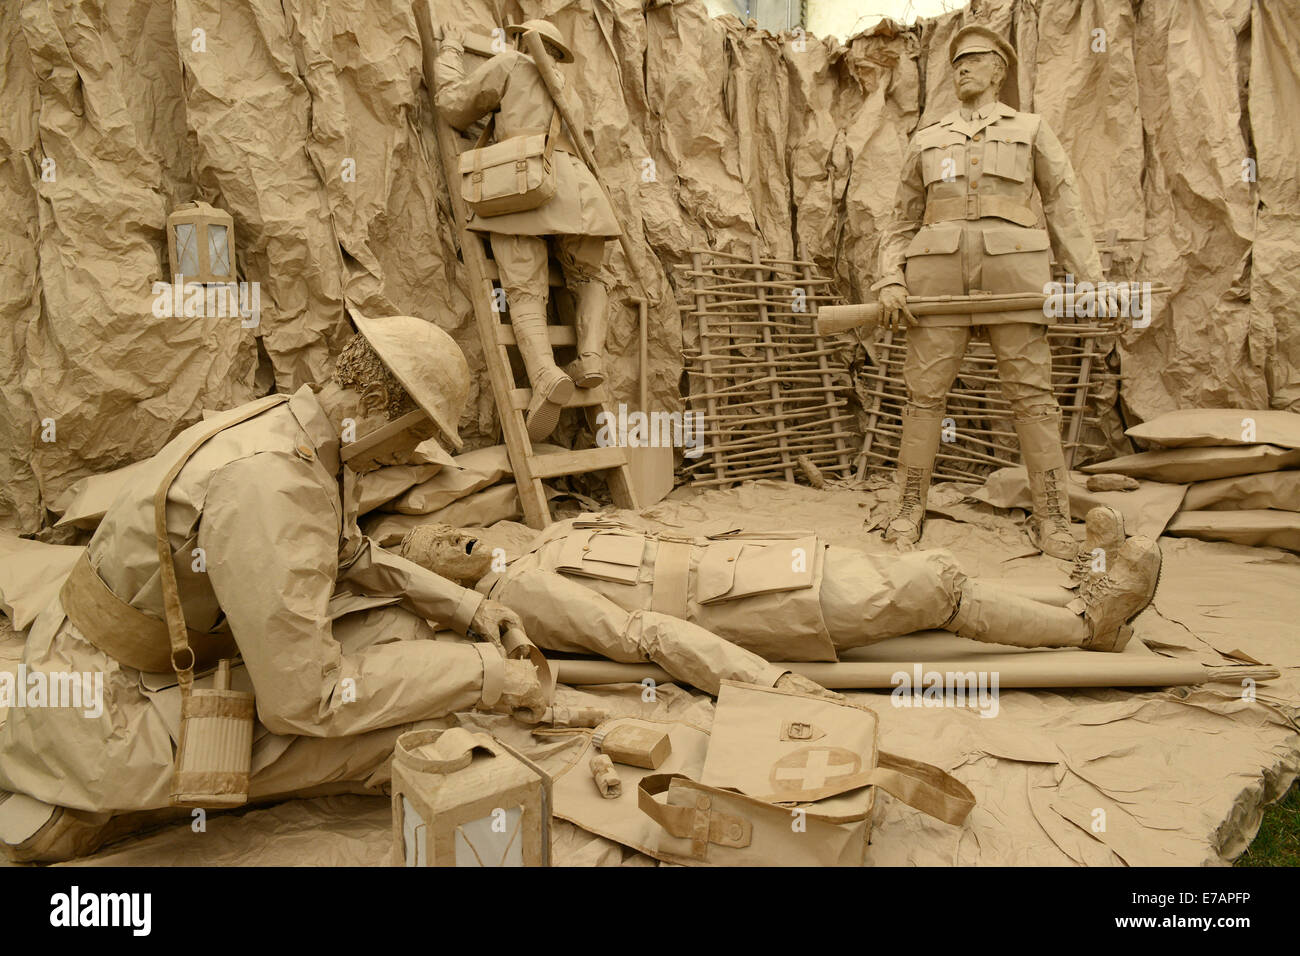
[970,182,978,190]
[970,157,978,165]
[294,443,315,462]
[1015,243,1022,250]
[924,247,930,253]
[973,133,982,142]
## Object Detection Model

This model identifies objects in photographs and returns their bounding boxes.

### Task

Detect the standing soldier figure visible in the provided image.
[873,25,1105,560]
[435,20,619,442]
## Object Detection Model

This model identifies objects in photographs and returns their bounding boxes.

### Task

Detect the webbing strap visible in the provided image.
[154,395,290,694]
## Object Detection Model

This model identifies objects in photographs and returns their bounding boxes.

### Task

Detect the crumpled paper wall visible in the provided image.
[1,0,1295,531]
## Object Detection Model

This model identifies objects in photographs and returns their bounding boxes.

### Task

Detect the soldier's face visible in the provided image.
[953,52,1004,103]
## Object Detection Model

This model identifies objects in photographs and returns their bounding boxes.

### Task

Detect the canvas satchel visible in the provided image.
[638,681,974,866]
[549,682,974,865]
[458,109,560,218]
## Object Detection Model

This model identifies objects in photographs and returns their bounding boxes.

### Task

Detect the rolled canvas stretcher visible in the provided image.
[553,632,1278,688]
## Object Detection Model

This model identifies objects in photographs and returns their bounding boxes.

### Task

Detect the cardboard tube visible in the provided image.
[554,658,1278,689]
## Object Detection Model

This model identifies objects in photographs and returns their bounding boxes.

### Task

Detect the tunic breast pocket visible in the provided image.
[982,129,1032,182]
[920,144,965,185]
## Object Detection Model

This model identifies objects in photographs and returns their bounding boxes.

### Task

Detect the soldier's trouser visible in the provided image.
[903,322,1057,417]
[490,233,609,389]
[819,546,1088,650]
[820,546,967,648]
[0,603,481,861]
[489,233,608,311]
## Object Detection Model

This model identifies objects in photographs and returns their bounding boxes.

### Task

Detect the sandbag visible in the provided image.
[1165,510,1300,553]
[52,460,152,531]
[384,444,562,516]
[1127,409,1300,450]
[973,466,1188,538]
[1182,470,1300,512]
[363,483,531,546]
[1081,445,1300,483]
[0,536,84,629]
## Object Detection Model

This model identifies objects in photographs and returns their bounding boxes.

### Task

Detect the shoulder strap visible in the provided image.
[155,395,290,694]
[473,113,496,150]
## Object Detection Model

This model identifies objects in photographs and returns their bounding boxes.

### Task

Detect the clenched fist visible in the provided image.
[468,599,525,647]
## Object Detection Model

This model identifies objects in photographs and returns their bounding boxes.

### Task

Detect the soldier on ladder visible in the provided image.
[435,19,619,442]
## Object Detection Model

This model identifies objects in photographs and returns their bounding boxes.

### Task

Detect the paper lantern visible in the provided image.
[166,201,235,283]
[391,727,551,867]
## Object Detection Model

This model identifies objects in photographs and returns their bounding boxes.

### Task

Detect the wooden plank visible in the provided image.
[508,383,610,411]
[531,446,629,479]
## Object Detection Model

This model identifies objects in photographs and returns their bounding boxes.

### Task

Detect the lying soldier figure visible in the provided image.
[0,315,549,863]
[452,509,1161,698]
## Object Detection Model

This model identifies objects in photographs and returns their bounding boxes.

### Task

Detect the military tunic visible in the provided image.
[486,517,966,693]
[873,102,1104,327]
[0,386,502,813]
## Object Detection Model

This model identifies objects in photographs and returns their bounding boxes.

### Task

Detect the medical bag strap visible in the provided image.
[869,751,976,826]
[154,395,291,696]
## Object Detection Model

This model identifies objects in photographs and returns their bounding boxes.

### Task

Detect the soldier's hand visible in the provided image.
[775,672,845,702]
[878,283,913,332]
[468,599,524,648]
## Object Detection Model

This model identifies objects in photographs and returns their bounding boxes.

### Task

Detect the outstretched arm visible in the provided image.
[494,568,788,696]
[200,454,500,737]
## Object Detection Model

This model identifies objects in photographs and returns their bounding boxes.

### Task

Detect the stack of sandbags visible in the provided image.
[359,443,565,546]
[1082,410,1300,552]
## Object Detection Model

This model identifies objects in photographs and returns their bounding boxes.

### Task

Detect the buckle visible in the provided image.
[515,160,528,171]
[471,171,483,182]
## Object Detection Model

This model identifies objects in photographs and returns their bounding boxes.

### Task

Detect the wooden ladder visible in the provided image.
[415,14,638,529]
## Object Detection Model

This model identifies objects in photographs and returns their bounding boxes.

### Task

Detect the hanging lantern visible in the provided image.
[391,727,551,867]
[166,201,235,284]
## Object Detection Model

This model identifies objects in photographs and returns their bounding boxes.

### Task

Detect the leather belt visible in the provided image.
[61,550,237,674]
[650,540,692,620]
[924,194,1037,228]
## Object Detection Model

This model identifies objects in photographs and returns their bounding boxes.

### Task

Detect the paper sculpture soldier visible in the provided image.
[435,19,618,442]
[478,510,1160,697]
[873,25,1105,559]
[0,316,547,862]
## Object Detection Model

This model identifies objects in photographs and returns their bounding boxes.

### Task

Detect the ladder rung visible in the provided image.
[530,446,628,480]
[510,384,609,410]
[495,324,577,347]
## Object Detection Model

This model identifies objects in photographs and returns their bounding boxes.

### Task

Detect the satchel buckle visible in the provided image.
[515,160,528,171]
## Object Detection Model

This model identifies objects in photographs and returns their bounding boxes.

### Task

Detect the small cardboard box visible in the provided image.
[391,727,551,867]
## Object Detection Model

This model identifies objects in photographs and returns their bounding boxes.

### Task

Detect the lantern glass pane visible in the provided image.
[400,796,428,867]
[454,805,523,867]
[207,224,230,277]
[174,223,199,277]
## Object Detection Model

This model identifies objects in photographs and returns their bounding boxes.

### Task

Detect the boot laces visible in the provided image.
[896,467,926,520]
[1042,469,1072,534]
